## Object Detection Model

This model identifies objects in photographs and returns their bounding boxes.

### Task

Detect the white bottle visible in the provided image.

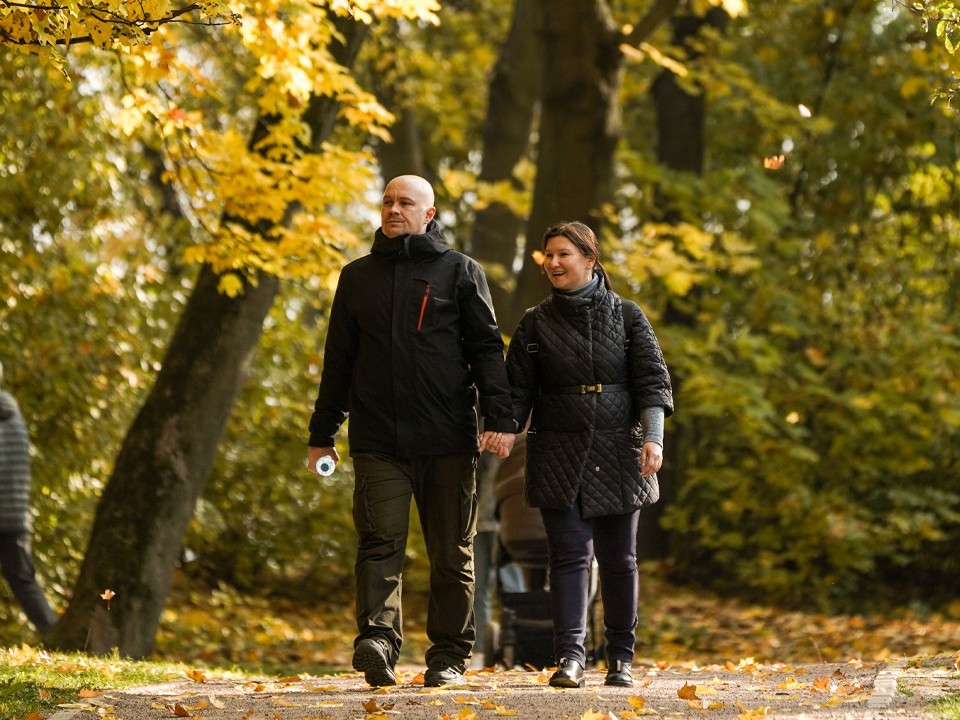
[315,456,336,476]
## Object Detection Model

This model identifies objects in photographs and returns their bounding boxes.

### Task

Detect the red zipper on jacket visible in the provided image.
[417,284,432,331]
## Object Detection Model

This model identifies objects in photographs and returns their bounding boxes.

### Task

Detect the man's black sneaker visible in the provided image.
[424,663,465,687]
[353,638,396,687]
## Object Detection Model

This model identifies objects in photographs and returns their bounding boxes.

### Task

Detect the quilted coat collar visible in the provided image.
[550,273,608,316]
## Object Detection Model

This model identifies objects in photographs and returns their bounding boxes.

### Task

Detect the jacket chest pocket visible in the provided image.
[413,278,456,333]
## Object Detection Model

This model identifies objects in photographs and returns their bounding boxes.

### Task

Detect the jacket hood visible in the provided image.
[371,220,449,261]
[0,390,16,422]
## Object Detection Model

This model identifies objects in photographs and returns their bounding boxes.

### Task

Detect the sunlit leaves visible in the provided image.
[894,0,960,101]
[0,0,239,72]
[4,0,441,295]
[762,154,785,170]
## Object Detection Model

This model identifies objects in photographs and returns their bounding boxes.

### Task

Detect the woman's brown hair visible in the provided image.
[541,221,611,290]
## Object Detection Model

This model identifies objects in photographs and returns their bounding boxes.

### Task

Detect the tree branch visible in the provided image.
[623,0,681,46]
[0,0,237,47]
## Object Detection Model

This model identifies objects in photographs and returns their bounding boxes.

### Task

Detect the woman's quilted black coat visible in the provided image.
[505,283,674,519]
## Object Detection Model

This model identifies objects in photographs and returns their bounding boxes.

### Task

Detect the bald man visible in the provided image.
[307,175,516,687]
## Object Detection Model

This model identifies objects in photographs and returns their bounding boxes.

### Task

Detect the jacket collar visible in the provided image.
[371,220,449,261]
[550,274,608,315]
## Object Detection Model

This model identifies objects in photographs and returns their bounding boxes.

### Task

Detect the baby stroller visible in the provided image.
[483,432,601,669]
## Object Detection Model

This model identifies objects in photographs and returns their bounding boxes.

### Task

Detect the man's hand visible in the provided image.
[479,431,516,458]
[307,446,340,475]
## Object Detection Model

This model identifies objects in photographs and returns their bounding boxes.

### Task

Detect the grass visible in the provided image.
[935,693,960,719]
[0,646,198,719]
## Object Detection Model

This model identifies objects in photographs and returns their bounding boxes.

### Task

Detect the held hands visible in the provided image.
[478,431,516,458]
[307,446,340,475]
[640,441,663,477]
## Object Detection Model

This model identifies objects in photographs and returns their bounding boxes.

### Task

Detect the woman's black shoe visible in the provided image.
[549,658,585,688]
[604,659,634,687]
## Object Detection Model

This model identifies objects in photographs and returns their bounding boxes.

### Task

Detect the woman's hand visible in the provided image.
[640,441,663,477]
[479,431,516,458]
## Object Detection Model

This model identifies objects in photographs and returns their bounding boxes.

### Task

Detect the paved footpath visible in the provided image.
[46,658,959,720]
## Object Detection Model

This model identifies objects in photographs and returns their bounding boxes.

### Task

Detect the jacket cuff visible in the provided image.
[308,434,336,448]
[482,417,518,433]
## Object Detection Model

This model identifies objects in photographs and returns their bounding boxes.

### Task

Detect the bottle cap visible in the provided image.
[315,456,336,476]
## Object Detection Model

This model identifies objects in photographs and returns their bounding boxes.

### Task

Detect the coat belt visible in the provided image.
[540,383,629,395]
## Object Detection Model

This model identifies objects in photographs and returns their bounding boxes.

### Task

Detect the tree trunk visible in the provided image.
[636,7,728,561]
[506,0,623,331]
[469,0,543,318]
[375,107,432,183]
[47,16,369,658]
[48,267,278,656]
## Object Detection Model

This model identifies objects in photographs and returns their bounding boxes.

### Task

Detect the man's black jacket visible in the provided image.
[308,221,515,458]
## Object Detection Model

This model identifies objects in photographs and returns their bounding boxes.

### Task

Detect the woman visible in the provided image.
[505,221,673,688]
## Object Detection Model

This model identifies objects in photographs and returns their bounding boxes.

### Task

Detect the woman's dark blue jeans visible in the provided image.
[539,505,640,667]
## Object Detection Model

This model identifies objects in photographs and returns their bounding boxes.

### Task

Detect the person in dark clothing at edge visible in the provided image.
[306,175,517,688]
[505,221,674,689]
[0,361,58,638]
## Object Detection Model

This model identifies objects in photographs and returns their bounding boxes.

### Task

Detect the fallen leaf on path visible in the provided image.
[736,700,770,719]
[185,669,207,683]
[278,673,311,683]
[579,710,615,720]
[776,677,809,690]
[361,697,394,712]
[273,697,300,707]
[678,682,699,700]
[79,689,103,698]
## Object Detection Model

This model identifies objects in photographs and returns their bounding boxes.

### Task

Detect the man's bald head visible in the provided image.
[381,175,436,238]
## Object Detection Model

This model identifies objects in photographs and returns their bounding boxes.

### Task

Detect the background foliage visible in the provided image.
[2,0,960,648]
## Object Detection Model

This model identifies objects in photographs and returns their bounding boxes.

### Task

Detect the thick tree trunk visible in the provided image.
[47,16,369,658]
[636,7,728,562]
[375,107,432,183]
[469,0,543,317]
[48,267,278,656]
[506,0,623,331]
